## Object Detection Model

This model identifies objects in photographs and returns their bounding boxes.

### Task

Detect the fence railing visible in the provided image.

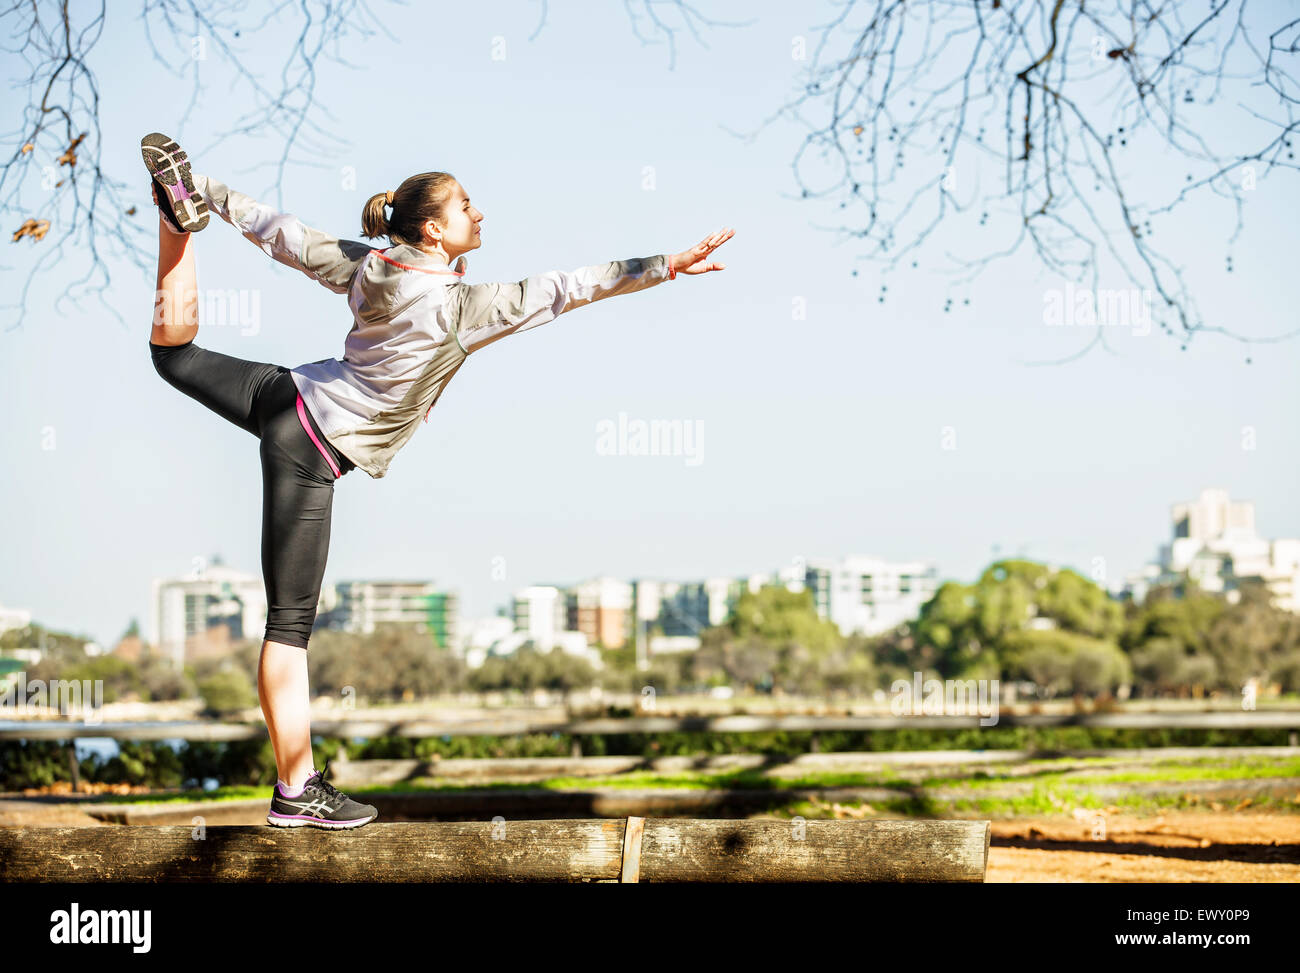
[3,710,1300,742]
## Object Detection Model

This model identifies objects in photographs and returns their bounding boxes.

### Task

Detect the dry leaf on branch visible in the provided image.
[12,218,50,242]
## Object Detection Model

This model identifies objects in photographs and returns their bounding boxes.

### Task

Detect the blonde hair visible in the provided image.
[362,172,458,246]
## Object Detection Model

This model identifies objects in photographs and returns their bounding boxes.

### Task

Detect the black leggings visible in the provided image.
[149,339,355,650]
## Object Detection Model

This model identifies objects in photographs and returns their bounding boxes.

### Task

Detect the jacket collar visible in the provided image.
[376,244,467,277]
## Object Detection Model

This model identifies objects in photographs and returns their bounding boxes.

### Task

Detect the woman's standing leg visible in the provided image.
[254,373,339,793]
[256,378,375,827]
[257,639,315,792]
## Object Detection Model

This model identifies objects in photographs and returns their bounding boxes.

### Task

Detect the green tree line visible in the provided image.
[3,560,1299,710]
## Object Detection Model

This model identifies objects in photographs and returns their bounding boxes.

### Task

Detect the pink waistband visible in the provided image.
[295,393,341,478]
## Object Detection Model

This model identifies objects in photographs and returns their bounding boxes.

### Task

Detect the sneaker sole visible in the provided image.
[140,132,209,232]
[266,810,378,830]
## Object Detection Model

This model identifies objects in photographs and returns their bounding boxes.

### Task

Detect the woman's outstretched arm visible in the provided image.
[191,173,372,293]
[450,228,734,355]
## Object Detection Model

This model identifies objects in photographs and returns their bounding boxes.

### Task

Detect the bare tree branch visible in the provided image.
[723,0,1300,362]
[1,0,143,330]
[530,0,755,69]
[1,0,394,332]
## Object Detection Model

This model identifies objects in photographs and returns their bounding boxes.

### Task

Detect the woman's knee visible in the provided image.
[149,338,197,381]
[264,609,316,650]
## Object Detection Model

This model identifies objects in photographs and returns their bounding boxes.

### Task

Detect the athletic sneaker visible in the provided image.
[150,179,186,235]
[140,132,209,232]
[266,763,379,830]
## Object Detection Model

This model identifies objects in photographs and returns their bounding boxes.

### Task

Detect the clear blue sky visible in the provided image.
[3,1,1297,647]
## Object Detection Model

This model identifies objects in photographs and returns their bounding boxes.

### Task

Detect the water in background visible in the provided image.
[74,737,129,763]
[72,737,219,791]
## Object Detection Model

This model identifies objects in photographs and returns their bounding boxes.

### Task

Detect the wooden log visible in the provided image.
[0,819,989,883]
[639,819,989,883]
[619,815,644,883]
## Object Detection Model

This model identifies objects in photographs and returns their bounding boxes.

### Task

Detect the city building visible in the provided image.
[151,558,267,668]
[803,556,941,637]
[507,575,744,661]
[1123,488,1300,612]
[318,580,458,647]
[571,577,634,649]
[0,603,32,637]
[453,615,517,668]
[468,601,601,668]
[511,585,568,651]
[631,577,741,654]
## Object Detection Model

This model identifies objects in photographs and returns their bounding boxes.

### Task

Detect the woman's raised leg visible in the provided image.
[147,206,283,437]
[151,210,199,347]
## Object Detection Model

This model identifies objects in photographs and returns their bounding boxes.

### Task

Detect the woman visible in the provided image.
[142,132,734,829]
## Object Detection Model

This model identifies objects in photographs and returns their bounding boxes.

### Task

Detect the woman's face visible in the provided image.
[432,181,483,258]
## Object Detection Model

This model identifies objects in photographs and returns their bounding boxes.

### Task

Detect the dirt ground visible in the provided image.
[986,809,1300,882]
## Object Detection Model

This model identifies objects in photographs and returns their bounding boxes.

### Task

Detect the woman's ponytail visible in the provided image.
[361,191,391,240]
[360,173,457,247]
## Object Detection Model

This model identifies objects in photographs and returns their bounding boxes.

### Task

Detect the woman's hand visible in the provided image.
[671,227,734,275]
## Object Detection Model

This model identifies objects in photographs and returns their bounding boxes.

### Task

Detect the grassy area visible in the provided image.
[7,725,1298,793]
[83,754,1300,810]
[781,788,1300,820]
[919,755,1300,790]
[90,785,272,805]
[522,769,910,792]
[84,770,903,804]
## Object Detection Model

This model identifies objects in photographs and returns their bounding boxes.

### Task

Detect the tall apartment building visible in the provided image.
[803,556,940,636]
[319,581,458,648]
[511,585,568,651]
[631,577,741,653]
[571,577,634,649]
[1124,488,1300,612]
[151,559,267,668]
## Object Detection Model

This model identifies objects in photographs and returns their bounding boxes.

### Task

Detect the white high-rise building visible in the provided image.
[804,556,940,636]
[630,577,741,653]
[1124,488,1300,612]
[0,604,32,637]
[511,585,567,651]
[496,589,601,667]
[321,581,457,646]
[572,577,634,649]
[1270,539,1300,613]
[151,560,267,668]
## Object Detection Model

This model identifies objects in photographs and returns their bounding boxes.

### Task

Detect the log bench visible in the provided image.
[0,818,990,882]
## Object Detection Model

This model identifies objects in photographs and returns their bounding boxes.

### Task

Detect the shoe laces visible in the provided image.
[308,762,347,804]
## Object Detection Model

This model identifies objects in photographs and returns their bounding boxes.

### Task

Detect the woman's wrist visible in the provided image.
[666,254,676,280]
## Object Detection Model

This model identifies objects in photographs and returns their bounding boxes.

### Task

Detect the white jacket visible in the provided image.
[193,173,674,478]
